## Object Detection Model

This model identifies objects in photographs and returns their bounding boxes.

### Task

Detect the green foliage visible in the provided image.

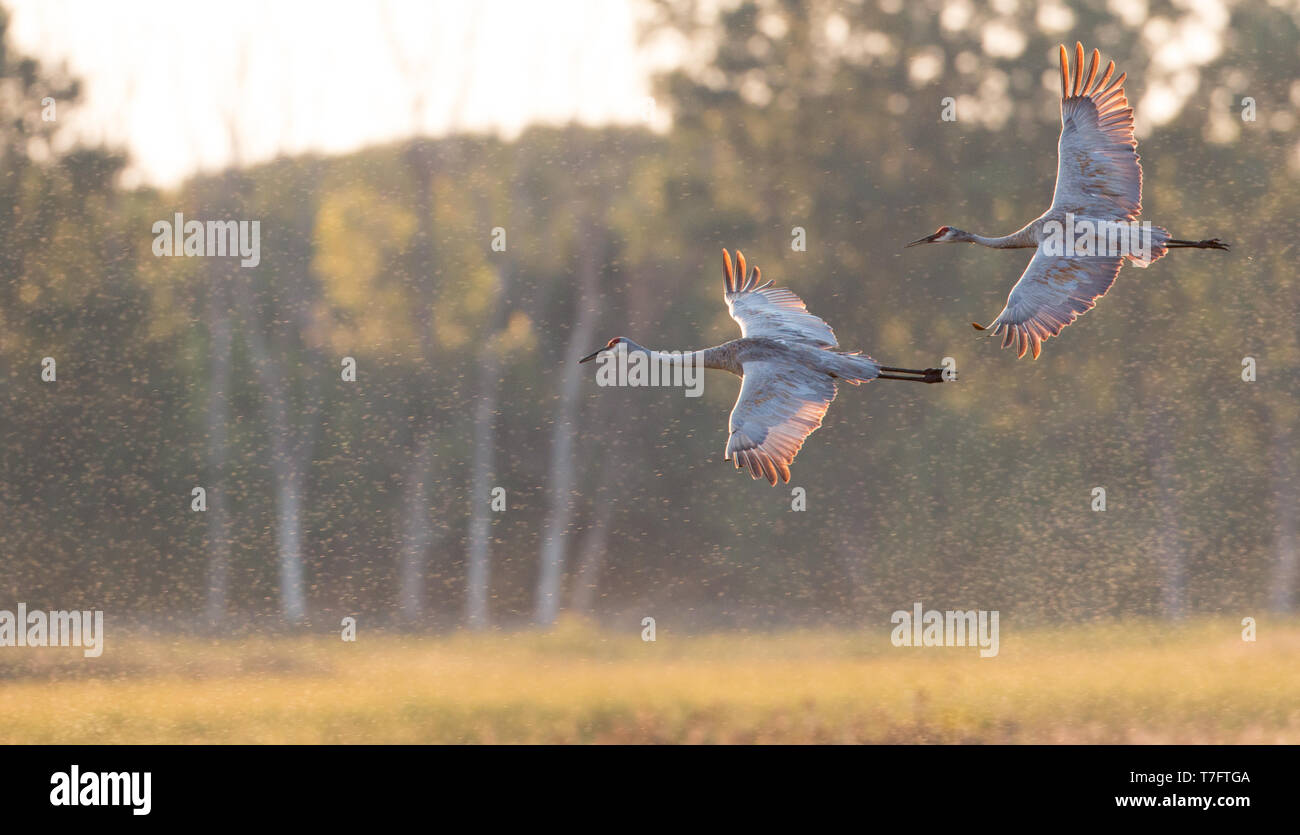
[1,0,1296,625]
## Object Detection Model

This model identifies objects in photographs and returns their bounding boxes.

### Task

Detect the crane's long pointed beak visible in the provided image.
[905,233,938,248]
[578,348,604,364]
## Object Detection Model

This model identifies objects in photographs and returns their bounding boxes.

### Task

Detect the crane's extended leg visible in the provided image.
[878,366,949,384]
[1167,238,1230,250]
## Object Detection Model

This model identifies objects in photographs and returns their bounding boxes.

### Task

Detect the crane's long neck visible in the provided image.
[646,348,730,371]
[697,346,741,374]
[630,343,739,375]
[606,344,721,398]
[969,230,1034,249]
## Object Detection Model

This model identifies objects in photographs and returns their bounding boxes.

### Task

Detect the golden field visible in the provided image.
[2,618,1297,744]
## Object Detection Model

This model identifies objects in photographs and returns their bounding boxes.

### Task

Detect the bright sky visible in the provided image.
[7,0,668,188]
[7,0,1249,187]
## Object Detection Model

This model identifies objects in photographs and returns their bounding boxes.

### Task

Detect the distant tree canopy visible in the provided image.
[1,0,1297,628]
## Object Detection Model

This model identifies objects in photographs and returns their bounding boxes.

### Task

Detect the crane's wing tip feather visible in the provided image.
[1090,60,1116,97]
[1059,44,1069,98]
[732,447,779,485]
[1083,48,1100,94]
[1073,43,1085,95]
[1062,43,1117,101]
[723,248,764,295]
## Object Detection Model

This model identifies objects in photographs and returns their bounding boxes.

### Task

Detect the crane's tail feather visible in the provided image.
[1127,225,1171,268]
[830,351,881,385]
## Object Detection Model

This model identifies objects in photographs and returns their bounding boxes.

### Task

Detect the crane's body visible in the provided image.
[580,250,949,485]
[627,337,886,381]
[908,42,1228,359]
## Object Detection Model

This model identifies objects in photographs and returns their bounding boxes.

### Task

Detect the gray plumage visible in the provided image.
[908,43,1228,359]
[580,249,947,486]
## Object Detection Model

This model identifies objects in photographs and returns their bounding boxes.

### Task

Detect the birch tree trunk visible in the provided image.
[202,172,240,627]
[262,377,314,624]
[272,446,308,625]
[534,231,600,626]
[465,339,500,629]
[465,264,507,629]
[203,281,234,626]
[398,429,436,623]
[570,415,618,617]
[395,141,441,625]
[1267,249,1298,612]
[234,279,320,625]
[1269,408,1297,613]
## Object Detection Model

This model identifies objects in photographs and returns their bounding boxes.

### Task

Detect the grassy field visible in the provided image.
[2,618,1297,743]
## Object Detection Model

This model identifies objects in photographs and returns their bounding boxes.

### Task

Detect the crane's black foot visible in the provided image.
[878,366,953,383]
[1169,238,1230,250]
[923,367,949,384]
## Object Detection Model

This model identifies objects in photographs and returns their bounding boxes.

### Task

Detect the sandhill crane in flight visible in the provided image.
[579,249,950,485]
[907,42,1229,359]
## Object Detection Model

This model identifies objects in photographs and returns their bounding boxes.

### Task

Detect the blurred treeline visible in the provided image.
[1,0,1296,631]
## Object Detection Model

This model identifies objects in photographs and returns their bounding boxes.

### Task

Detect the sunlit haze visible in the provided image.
[7,0,669,187]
